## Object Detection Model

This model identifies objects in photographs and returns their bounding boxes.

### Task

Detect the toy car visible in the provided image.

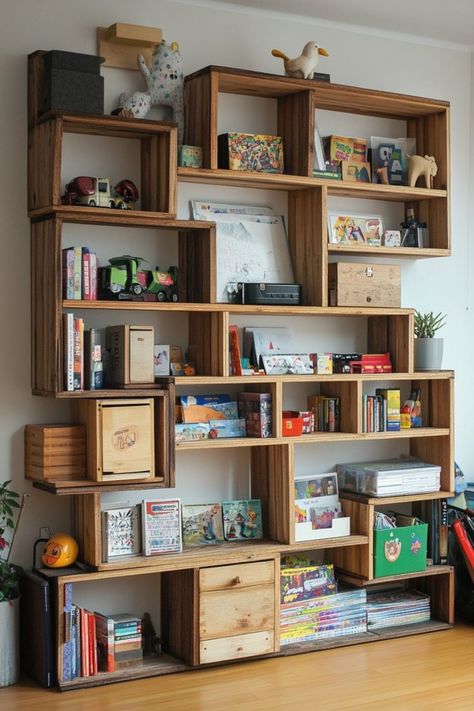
[62,177,139,209]
[99,255,178,302]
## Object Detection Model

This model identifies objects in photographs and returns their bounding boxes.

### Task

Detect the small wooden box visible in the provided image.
[328,262,401,308]
[25,424,86,481]
[75,399,155,481]
[106,325,155,386]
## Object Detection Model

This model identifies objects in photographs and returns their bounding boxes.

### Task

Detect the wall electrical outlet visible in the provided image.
[39,526,52,539]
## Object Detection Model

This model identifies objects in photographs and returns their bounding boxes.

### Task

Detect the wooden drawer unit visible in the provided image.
[162,560,279,666]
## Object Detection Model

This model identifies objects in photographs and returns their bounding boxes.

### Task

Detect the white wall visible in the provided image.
[0,0,472,580]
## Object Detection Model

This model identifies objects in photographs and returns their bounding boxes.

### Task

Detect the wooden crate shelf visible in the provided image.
[328,244,450,258]
[338,564,454,587]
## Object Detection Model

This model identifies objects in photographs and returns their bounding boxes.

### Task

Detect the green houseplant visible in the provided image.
[0,480,26,687]
[414,311,446,371]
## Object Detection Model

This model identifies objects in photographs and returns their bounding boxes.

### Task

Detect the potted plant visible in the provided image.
[0,480,26,687]
[414,311,447,371]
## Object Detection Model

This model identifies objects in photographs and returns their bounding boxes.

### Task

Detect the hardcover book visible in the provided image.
[101,505,142,562]
[222,499,263,541]
[142,499,182,555]
[182,503,224,546]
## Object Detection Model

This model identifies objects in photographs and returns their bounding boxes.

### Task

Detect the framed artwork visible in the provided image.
[328,212,384,246]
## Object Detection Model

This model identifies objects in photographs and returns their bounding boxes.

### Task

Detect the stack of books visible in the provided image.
[307,395,340,432]
[63,319,104,392]
[366,590,430,630]
[362,389,400,433]
[280,588,367,645]
[109,613,143,669]
[62,246,98,300]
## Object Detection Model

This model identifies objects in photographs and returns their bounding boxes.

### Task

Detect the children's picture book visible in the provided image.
[101,505,142,562]
[175,423,211,443]
[222,499,263,541]
[142,499,182,556]
[294,473,338,500]
[328,213,383,246]
[262,354,313,376]
[280,563,337,604]
[181,503,224,546]
[295,499,342,530]
[154,345,170,377]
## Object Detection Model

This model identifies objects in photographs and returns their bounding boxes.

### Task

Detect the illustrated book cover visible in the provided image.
[182,503,224,546]
[222,499,263,541]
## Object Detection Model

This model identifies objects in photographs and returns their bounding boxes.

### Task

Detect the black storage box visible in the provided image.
[42,50,104,115]
[228,282,302,305]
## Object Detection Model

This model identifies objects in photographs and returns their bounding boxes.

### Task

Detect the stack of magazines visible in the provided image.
[366,589,430,630]
[337,457,441,497]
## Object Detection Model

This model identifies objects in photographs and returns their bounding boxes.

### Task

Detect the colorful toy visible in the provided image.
[271,41,329,79]
[117,40,184,143]
[41,532,79,568]
[407,154,438,188]
[99,255,178,301]
[62,177,139,209]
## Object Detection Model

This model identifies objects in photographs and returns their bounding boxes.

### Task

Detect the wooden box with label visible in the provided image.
[106,325,155,386]
[75,398,155,481]
[328,262,401,308]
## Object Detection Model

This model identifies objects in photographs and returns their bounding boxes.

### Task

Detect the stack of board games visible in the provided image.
[366,589,430,630]
[336,458,441,497]
[294,473,350,542]
[181,503,224,547]
[279,562,367,645]
[176,394,246,441]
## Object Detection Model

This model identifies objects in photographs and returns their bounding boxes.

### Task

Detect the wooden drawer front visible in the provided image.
[200,630,275,664]
[200,585,275,639]
[199,560,274,592]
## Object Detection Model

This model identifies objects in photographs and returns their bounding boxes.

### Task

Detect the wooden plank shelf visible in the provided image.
[178,167,447,201]
[341,490,454,506]
[30,204,206,225]
[63,300,413,316]
[168,372,454,385]
[58,653,190,691]
[370,619,453,639]
[338,565,454,587]
[176,428,450,451]
[62,536,369,577]
[31,478,167,496]
[328,244,450,258]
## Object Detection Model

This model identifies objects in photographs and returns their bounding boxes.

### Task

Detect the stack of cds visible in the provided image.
[366,590,430,630]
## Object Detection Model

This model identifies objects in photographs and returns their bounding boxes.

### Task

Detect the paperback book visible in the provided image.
[222,499,263,541]
[182,503,224,546]
[142,499,182,555]
[101,505,142,562]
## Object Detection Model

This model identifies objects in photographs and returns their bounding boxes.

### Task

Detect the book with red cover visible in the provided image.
[95,612,115,672]
[229,325,243,376]
[80,608,89,677]
[88,611,97,676]
[453,518,474,583]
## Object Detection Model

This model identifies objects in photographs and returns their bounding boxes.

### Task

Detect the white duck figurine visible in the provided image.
[272,41,329,79]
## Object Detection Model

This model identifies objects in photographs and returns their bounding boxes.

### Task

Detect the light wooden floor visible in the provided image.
[2,624,474,711]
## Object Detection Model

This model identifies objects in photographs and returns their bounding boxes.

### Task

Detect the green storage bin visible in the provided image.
[373,523,428,578]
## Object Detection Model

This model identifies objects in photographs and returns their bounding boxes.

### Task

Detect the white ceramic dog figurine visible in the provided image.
[118,40,185,143]
[407,154,438,188]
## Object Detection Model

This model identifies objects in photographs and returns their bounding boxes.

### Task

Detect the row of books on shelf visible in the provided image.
[102,498,263,562]
[279,559,431,645]
[63,247,98,301]
[63,583,142,681]
[362,388,422,433]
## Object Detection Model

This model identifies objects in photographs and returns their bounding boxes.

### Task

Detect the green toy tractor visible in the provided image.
[99,255,178,301]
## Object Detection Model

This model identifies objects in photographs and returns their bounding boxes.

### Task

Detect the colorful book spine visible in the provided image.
[73,246,82,300]
[62,248,75,299]
[90,251,98,301]
[229,324,243,376]
[62,583,73,681]
[80,608,89,677]
[88,611,97,676]
[82,250,91,300]
[439,498,448,565]
[73,318,84,390]
[63,312,74,392]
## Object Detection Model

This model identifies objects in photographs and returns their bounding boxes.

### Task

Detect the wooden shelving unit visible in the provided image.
[27,55,455,689]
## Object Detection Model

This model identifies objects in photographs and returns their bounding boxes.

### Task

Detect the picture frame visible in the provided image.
[327,212,384,246]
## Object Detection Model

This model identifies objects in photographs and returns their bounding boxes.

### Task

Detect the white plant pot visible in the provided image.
[415,337,444,371]
[0,597,20,687]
